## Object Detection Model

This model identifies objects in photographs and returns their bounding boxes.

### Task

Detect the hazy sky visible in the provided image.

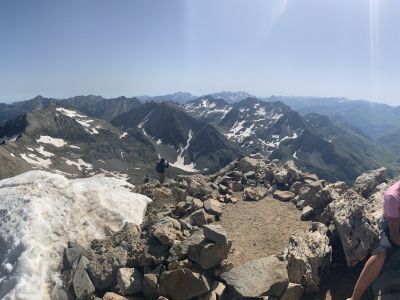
[1,0,400,104]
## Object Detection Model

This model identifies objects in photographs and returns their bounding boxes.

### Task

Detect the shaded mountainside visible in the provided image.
[0,105,160,183]
[0,95,141,124]
[112,101,239,173]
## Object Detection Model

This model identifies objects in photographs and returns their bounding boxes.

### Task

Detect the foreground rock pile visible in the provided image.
[59,155,395,299]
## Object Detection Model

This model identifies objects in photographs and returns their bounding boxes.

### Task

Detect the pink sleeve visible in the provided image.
[384,194,400,218]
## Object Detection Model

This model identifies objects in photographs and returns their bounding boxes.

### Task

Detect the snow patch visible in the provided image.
[170,130,198,172]
[37,136,67,148]
[35,146,54,158]
[0,171,151,299]
[20,153,52,168]
[119,132,128,139]
[64,158,93,171]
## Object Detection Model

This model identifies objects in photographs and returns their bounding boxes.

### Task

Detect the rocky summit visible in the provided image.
[49,154,396,300]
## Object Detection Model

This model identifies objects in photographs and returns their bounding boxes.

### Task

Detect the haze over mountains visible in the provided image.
[1,91,400,184]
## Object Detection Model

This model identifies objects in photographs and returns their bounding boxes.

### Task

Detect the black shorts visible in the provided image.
[372,217,399,258]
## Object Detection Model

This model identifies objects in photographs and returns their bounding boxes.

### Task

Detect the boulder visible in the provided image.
[230,181,243,192]
[203,224,228,245]
[187,175,213,198]
[228,170,243,181]
[273,190,295,202]
[87,247,128,289]
[243,187,267,201]
[188,240,229,269]
[102,292,135,300]
[168,230,204,262]
[236,157,262,173]
[64,242,85,270]
[203,199,222,216]
[153,225,179,246]
[328,189,380,266]
[117,268,143,295]
[221,256,288,298]
[218,184,230,194]
[73,256,95,300]
[301,206,314,221]
[158,268,210,299]
[172,187,188,202]
[190,209,210,227]
[283,222,331,292]
[244,171,256,179]
[280,283,304,300]
[152,187,173,202]
[353,167,387,198]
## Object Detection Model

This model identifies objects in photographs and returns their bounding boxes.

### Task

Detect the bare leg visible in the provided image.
[349,251,386,300]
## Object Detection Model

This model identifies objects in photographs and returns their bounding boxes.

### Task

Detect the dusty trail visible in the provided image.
[221,195,309,267]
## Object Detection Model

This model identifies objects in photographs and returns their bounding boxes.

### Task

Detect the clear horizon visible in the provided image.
[1,0,400,105]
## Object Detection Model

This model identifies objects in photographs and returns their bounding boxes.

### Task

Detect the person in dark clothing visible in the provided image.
[156,158,169,183]
[144,173,150,184]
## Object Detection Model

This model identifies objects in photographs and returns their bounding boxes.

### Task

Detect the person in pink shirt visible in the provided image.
[348,181,400,300]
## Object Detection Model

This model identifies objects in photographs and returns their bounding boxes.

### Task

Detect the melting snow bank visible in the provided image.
[0,171,151,299]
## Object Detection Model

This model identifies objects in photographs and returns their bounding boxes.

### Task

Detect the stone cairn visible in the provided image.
[59,155,394,300]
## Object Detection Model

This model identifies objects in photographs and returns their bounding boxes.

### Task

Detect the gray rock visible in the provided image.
[153,225,179,246]
[353,167,387,198]
[243,187,267,201]
[87,247,128,289]
[117,267,143,295]
[230,181,243,192]
[301,206,314,221]
[73,256,95,300]
[158,268,210,299]
[218,184,229,194]
[221,256,288,298]
[203,199,222,216]
[273,190,295,202]
[203,224,228,245]
[64,242,85,270]
[280,282,304,300]
[283,223,331,292]
[168,230,204,262]
[188,240,229,269]
[244,171,256,179]
[190,209,210,227]
[328,189,380,266]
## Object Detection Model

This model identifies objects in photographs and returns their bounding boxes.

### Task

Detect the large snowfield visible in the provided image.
[0,171,151,300]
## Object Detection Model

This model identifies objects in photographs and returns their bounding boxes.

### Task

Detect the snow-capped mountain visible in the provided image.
[182,96,400,183]
[182,96,232,123]
[0,105,159,183]
[111,101,238,173]
[0,95,141,124]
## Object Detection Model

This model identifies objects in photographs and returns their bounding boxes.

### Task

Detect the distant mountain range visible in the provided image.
[1,92,400,184]
[182,96,400,183]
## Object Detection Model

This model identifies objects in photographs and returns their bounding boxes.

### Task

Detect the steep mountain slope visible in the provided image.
[0,105,159,183]
[183,97,400,183]
[284,113,400,182]
[0,95,55,124]
[182,96,232,123]
[112,101,238,173]
[275,96,400,139]
[0,95,141,124]
[218,98,304,156]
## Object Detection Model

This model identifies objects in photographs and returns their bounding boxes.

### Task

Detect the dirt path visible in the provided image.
[221,195,310,267]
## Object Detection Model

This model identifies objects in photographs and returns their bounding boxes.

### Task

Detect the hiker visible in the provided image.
[156,158,169,183]
[144,173,149,184]
[348,181,400,300]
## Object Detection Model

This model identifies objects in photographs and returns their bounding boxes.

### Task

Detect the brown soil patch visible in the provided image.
[221,195,310,267]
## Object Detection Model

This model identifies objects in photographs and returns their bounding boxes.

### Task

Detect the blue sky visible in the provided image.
[1,0,400,104]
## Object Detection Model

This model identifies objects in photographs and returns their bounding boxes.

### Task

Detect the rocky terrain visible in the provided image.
[53,154,396,300]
